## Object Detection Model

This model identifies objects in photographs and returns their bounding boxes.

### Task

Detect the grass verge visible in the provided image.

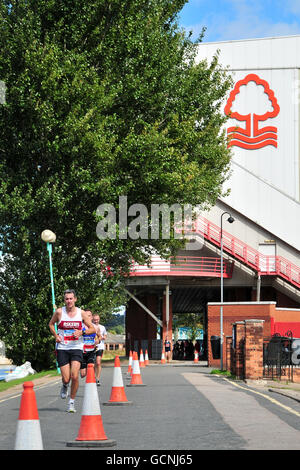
[0,350,127,392]
[210,369,236,379]
[102,349,126,361]
[0,369,60,393]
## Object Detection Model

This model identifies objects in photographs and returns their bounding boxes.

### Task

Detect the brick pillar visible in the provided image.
[244,319,264,380]
[234,322,246,379]
[225,336,232,372]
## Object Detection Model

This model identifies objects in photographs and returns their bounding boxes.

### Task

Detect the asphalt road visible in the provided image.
[2,363,300,453]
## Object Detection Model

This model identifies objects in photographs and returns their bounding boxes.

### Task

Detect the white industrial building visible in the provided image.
[196,35,300,304]
[125,35,300,359]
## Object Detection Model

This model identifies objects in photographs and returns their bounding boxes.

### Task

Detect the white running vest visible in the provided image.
[95,324,107,351]
[57,307,84,351]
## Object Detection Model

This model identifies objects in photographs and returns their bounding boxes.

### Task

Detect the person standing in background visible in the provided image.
[164,335,172,363]
[92,313,107,386]
[80,308,97,379]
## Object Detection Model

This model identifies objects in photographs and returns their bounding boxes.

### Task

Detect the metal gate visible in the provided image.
[263,332,293,381]
[152,339,163,360]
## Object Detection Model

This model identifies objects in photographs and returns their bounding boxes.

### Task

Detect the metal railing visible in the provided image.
[130,255,234,278]
[127,215,300,287]
[193,216,300,289]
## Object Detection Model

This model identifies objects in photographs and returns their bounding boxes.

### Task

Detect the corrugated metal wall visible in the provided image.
[197,36,300,251]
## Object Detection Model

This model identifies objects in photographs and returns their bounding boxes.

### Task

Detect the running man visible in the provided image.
[49,289,95,412]
[92,313,107,386]
[80,308,97,379]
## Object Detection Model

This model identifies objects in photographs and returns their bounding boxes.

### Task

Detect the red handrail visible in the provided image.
[130,255,234,278]
[104,215,300,288]
[193,216,300,289]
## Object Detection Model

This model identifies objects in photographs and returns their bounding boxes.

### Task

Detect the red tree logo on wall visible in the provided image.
[224,74,280,149]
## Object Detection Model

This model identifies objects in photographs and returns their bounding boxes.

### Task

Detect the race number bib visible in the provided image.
[62,330,79,344]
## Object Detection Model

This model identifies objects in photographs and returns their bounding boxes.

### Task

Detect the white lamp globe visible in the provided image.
[41,230,56,243]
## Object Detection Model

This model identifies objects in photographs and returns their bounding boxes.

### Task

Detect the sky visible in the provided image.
[178,0,300,43]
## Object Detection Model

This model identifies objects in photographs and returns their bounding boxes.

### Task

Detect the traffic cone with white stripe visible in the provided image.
[14,381,43,450]
[139,349,145,368]
[127,351,146,386]
[161,348,166,364]
[103,356,132,406]
[67,364,116,447]
[144,349,149,366]
[194,350,199,363]
[127,351,133,375]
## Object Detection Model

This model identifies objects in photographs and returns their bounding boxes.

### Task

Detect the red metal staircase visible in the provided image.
[195,216,300,289]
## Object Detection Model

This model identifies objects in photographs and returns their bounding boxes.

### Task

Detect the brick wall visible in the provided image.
[207,302,273,368]
[207,302,300,382]
[233,322,246,378]
[225,319,264,380]
[244,320,264,380]
[225,336,232,372]
[292,369,300,383]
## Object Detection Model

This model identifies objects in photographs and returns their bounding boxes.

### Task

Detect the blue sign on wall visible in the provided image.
[178,327,203,340]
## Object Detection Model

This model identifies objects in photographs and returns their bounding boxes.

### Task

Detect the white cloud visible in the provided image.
[182,0,300,42]
[285,0,300,15]
[213,19,300,42]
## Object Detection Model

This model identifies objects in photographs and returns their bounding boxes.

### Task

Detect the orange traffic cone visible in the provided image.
[103,356,132,406]
[15,381,43,450]
[67,364,116,447]
[127,351,133,375]
[139,349,145,368]
[194,350,199,363]
[144,349,149,366]
[127,351,146,387]
[130,351,137,377]
[161,349,166,364]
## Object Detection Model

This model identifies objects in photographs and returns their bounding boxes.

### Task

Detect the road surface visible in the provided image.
[1,363,300,452]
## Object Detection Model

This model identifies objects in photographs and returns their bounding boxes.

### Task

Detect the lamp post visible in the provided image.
[41,229,60,373]
[220,212,235,370]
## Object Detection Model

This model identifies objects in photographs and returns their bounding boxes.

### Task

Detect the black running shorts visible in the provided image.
[56,349,83,367]
[80,350,96,369]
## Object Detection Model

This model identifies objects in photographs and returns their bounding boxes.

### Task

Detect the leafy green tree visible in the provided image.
[109,325,125,335]
[106,313,125,335]
[173,312,203,342]
[0,0,232,369]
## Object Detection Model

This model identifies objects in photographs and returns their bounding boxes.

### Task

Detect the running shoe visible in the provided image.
[60,383,69,399]
[67,401,76,413]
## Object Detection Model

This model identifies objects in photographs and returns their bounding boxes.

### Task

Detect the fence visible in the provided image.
[263,332,294,381]
[225,325,300,382]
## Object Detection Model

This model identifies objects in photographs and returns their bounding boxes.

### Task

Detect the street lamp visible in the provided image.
[41,230,57,313]
[220,212,235,370]
[41,229,60,372]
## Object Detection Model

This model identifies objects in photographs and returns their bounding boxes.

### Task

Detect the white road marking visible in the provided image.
[0,380,61,404]
[183,372,300,450]
[222,376,300,418]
